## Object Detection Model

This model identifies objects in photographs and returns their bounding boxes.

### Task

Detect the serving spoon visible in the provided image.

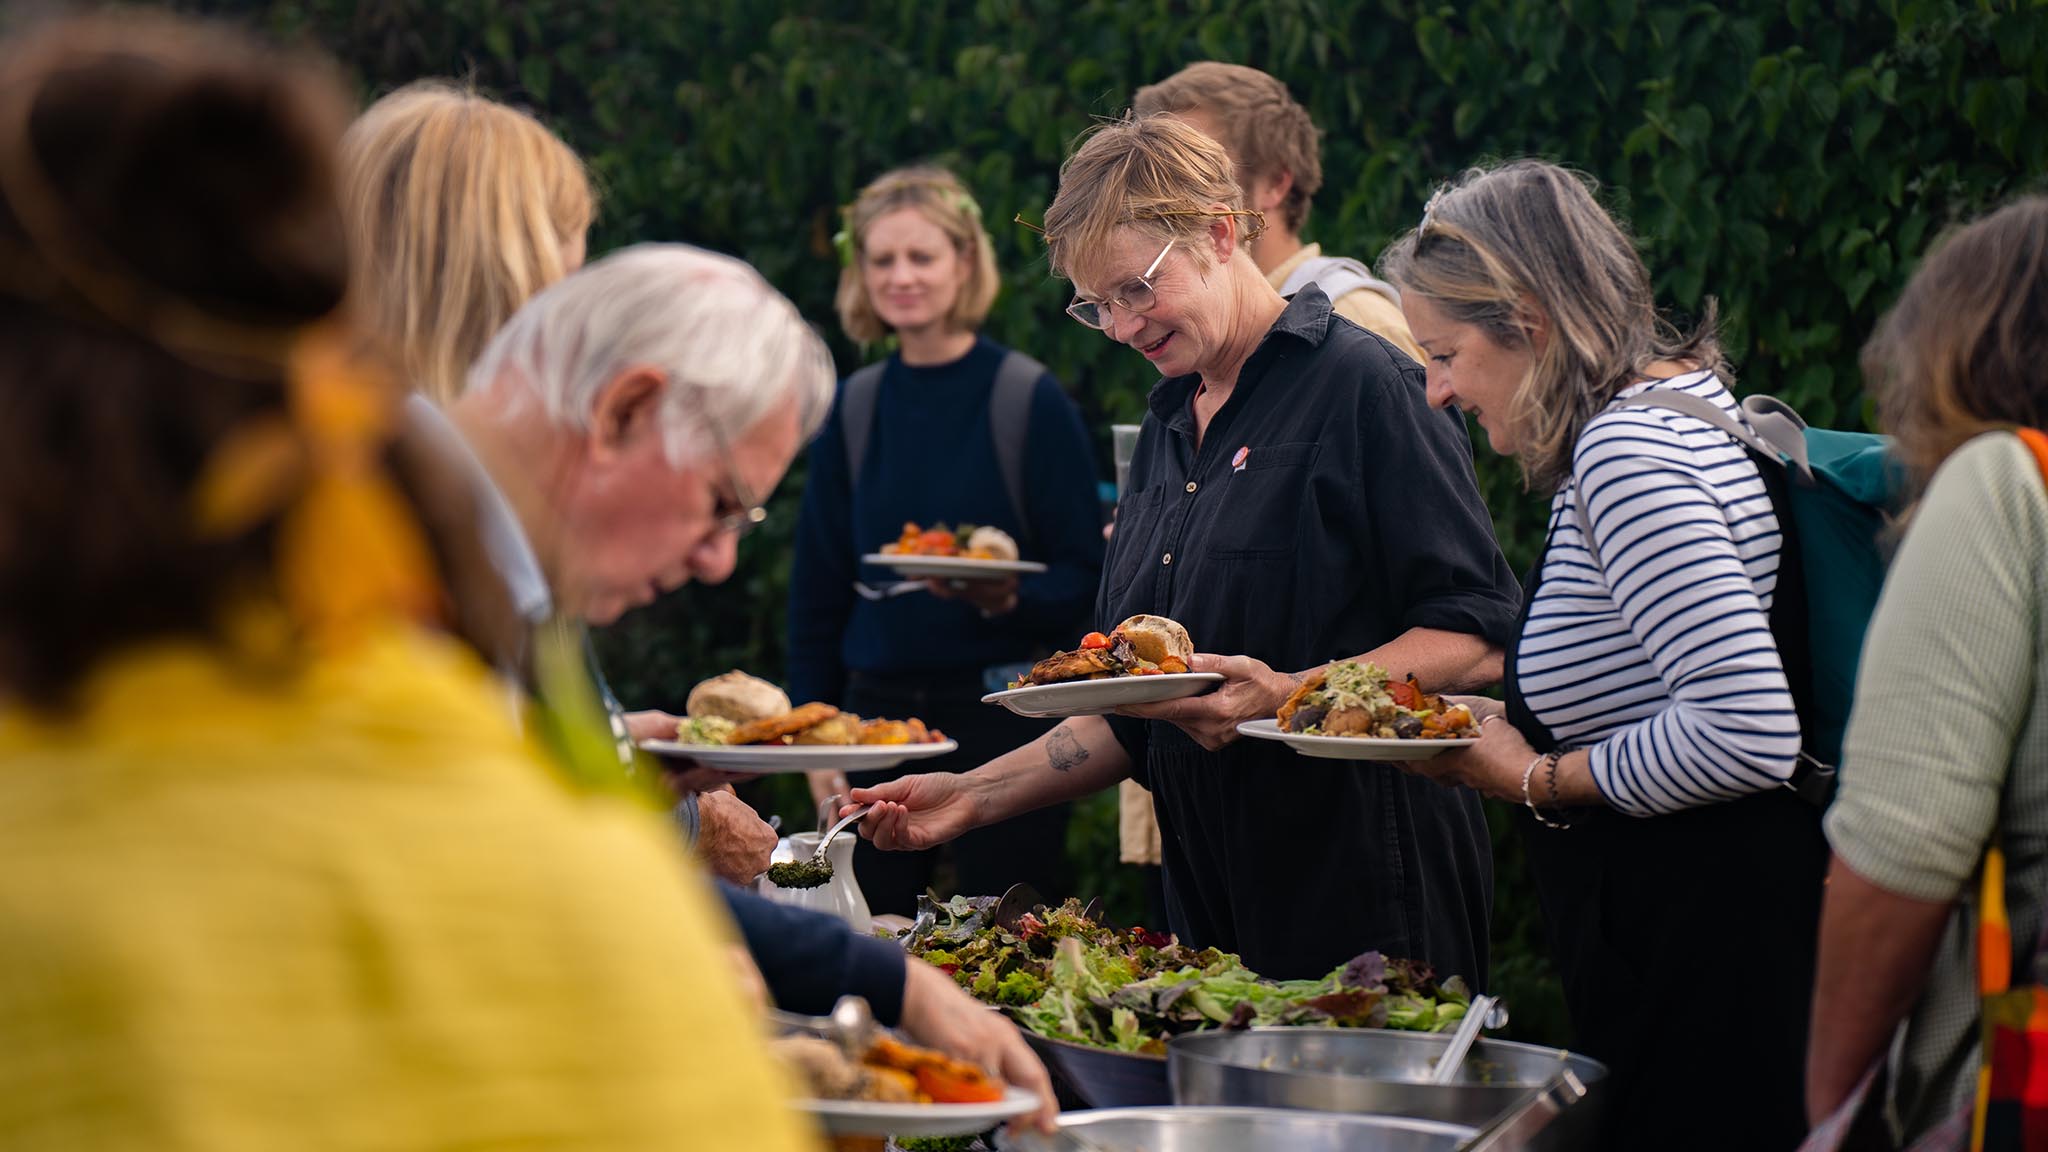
[1431,993,1504,1085]
[759,803,873,888]
[767,995,876,1063]
[811,803,873,865]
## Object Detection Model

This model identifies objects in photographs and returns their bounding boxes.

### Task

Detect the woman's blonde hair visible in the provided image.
[1381,160,1723,492]
[835,166,999,345]
[1041,113,1262,286]
[339,80,594,403]
[1865,195,2048,497]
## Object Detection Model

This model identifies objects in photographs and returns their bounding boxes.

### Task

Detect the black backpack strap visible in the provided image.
[840,362,887,488]
[990,350,1042,547]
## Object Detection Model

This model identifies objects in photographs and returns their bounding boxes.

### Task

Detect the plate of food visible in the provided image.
[771,1031,1038,1138]
[980,616,1220,718]
[639,672,956,773]
[862,522,1046,580]
[1236,661,1478,761]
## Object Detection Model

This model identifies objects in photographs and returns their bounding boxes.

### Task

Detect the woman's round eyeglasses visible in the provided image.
[1066,239,1175,330]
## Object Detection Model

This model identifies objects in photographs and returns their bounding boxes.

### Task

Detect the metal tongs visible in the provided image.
[1452,1059,1589,1152]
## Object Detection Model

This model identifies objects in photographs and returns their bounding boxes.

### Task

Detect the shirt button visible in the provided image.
[1162,552,1173,565]
[1185,481,1198,493]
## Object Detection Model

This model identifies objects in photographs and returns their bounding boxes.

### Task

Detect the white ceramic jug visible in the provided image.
[760,830,872,935]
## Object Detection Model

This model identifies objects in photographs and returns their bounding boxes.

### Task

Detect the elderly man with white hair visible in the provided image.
[453,242,822,639]
[444,242,802,884]
[431,242,1056,1125]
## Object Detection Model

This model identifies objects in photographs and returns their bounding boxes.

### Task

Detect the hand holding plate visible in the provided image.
[1114,652,1295,751]
[694,789,779,885]
[924,574,1019,615]
[1410,711,1534,800]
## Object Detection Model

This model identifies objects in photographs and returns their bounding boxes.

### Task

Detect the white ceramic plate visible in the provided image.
[981,673,1223,718]
[1236,718,1477,761]
[861,553,1048,580]
[636,738,957,774]
[804,1085,1039,1137]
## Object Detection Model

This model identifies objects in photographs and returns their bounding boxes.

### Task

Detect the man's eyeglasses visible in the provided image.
[705,419,768,538]
[1066,239,1175,331]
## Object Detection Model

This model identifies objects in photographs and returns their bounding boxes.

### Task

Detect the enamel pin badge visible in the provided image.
[1231,445,1250,473]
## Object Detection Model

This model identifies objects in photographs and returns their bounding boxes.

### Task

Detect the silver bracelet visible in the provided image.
[1521,753,1570,830]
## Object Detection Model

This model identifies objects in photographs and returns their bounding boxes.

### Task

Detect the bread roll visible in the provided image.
[966,525,1019,562]
[769,1035,863,1100]
[1115,615,1193,666]
[685,671,791,724]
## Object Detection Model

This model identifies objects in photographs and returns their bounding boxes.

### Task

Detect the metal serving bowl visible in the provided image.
[1016,1029,1170,1109]
[997,1106,1475,1152]
[1169,1028,1607,1150]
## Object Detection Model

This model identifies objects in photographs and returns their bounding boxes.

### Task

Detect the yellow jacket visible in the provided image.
[0,627,816,1151]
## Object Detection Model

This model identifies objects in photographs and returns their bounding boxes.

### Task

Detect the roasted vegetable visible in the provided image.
[1278,662,1476,739]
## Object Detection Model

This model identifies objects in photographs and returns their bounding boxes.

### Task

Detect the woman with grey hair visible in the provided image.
[1378,159,1824,1151]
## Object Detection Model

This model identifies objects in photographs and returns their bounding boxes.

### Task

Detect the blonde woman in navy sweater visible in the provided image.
[1380,161,1824,1151]
[788,167,1104,914]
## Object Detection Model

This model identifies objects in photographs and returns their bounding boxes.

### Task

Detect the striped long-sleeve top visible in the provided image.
[1516,369,1802,817]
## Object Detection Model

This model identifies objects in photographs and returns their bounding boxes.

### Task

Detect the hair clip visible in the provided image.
[1013,213,1048,238]
[1418,187,1449,234]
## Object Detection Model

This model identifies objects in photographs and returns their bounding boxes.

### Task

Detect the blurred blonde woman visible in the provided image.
[339,80,594,403]
[788,165,1105,915]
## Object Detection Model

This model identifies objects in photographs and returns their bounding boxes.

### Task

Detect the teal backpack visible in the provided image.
[1591,391,1907,806]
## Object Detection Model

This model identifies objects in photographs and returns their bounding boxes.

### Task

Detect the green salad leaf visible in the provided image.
[899,895,1478,1056]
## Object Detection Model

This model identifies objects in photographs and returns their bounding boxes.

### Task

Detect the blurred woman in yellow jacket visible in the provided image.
[0,13,813,1150]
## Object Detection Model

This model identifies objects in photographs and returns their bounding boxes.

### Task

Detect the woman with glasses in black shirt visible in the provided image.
[850,115,1519,982]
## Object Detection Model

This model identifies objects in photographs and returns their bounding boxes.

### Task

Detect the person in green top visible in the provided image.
[1806,195,2048,1145]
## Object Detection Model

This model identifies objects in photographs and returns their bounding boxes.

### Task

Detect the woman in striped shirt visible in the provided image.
[1379,160,1827,1151]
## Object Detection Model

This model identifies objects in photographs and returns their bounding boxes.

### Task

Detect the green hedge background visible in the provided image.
[162,0,2048,1045]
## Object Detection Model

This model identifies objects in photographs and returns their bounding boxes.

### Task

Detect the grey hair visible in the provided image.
[1382,160,1724,493]
[465,242,836,463]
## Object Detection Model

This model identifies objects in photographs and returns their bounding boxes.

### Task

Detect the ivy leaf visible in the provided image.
[1453,98,1485,140]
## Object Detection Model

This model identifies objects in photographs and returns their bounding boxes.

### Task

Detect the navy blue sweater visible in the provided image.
[787,336,1104,706]
[718,884,905,1022]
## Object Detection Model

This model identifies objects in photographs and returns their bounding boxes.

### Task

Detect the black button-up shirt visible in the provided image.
[1101,286,1520,981]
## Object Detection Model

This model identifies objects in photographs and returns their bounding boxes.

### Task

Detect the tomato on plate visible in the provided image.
[1079,631,1111,650]
[1388,679,1423,710]
[914,1065,1004,1104]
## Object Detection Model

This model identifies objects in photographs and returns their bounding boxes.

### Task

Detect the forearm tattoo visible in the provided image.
[1046,723,1090,773]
